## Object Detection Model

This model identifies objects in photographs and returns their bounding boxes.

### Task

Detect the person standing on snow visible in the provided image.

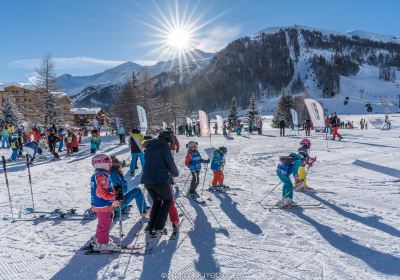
[276,152,303,207]
[141,130,179,238]
[279,119,286,136]
[167,128,180,154]
[330,112,342,140]
[296,139,317,190]
[185,141,210,198]
[210,146,227,191]
[129,128,145,177]
[90,153,121,252]
[325,116,331,134]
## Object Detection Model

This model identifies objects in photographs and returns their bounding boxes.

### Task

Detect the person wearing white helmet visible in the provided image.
[90,153,121,252]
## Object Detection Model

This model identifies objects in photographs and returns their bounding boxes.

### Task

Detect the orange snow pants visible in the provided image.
[212,170,224,187]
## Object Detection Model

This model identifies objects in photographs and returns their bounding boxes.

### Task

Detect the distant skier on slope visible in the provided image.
[330,112,342,140]
[276,152,303,207]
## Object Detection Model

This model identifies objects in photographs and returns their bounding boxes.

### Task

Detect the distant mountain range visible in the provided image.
[59,25,400,115]
[56,49,214,96]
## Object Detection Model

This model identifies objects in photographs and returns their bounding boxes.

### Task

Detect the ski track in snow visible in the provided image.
[0,118,400,280]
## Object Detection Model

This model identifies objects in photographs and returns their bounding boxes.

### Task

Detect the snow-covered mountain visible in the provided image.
[57,49,214,97]
[169,25,400,114]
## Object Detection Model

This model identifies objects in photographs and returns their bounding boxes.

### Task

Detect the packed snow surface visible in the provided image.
[0,114,400,279]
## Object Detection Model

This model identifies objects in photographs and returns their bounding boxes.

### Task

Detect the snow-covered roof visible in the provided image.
[0,82,34,91]
[70,107,102,115]
[51,91,69,97]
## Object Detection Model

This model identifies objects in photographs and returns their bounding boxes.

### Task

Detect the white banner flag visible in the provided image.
[136,105,148,132]
[304,99,325,128]
[290,109,299,129]
[198,110,210,137]
[92,118,99,129]
[216,115,224,134]
[186,117,193,126]
[115,117,121,128]
[162,121,167,130]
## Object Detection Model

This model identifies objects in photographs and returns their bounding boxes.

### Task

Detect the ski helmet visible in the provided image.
[92,153,112,170]
[187,141,198,149]
[300,138,311,149]
[218,146,227,154]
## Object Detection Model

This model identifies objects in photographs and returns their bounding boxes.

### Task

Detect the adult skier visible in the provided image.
[330,113,342,140]
[279,119,285,137]
[129,128,145,177]
[141,130,179,238]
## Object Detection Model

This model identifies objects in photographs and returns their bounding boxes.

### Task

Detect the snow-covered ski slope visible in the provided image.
[1,116,400,279]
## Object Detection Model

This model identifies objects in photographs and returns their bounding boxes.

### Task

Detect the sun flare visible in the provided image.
[167,28,191,49]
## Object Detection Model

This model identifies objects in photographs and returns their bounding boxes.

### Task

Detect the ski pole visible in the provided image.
[119,207,124,248]
[258,181,282,204]
[175,200,194,228]
[180,172,191,197]
[2,156,14,220]
[26,157,35,212]
[200,163,209,198]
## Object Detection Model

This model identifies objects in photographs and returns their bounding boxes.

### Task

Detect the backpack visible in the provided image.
[279,156,296,166]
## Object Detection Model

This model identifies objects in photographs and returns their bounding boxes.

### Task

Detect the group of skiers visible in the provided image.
[1,124,89,163]
[89,127,229,252]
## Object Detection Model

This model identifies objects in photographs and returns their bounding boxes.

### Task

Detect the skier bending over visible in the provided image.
[90,153,121,252]
[276,152,303,207]
[209,146,228,191]
[109,156,151,219]
[185,141,209,198]
[296,139,317,190]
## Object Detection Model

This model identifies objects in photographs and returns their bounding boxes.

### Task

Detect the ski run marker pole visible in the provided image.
[2,156,14,220]
[26,157,35,213]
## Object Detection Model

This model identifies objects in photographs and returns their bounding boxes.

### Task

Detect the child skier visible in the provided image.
[90,153,120,252]
[297,139,317,190]
[90,132,98,155]
[109,156,151,218]
[210,146,227,191]
[9,136,20,161]
[185,141,209,198]
[276,152,303,207]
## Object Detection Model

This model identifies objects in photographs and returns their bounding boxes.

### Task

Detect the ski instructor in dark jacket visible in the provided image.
[141,130,179,237]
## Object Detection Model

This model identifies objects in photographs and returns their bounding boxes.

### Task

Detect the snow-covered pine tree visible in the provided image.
[228,97,239,128]
[248,93,259,123]
[44,92,62,125]
[272,94,294,128]
[1,98,23,126]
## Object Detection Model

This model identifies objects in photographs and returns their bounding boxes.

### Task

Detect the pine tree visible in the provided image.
[1,99,23,126]
[111,72,141,131]
[272,94,294,128]
[228,97,239,127]
[44,92,62,125]
[247,93,259,123]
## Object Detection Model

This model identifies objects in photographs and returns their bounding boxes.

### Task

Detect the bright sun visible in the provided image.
[167,28,191,49]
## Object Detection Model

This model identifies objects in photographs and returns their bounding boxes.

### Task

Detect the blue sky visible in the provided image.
[1,0,399,83]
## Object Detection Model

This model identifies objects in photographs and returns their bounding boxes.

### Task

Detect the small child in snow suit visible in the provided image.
[276,152,303,207]
[65,131,73,154]
[109,156,151,218]
[185,141,209,198]
[90,153,120,252]
[90,133,98,155]
[210,146,227,191]
[10,137,20,161]
[297,139,317,190]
